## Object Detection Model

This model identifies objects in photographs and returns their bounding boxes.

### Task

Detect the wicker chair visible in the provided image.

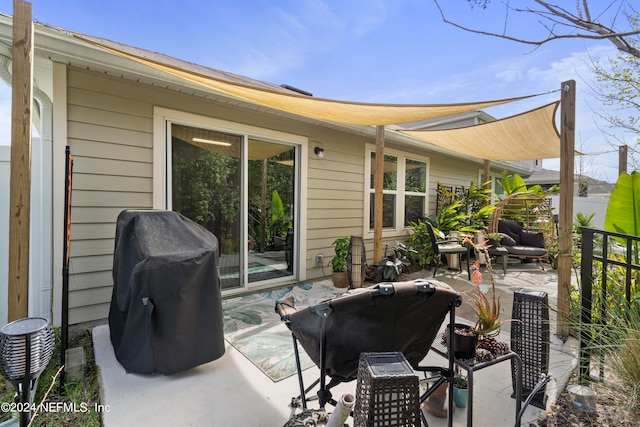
[489,192,556,264]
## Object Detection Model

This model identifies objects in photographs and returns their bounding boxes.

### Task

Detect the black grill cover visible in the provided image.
[109,210,225,375]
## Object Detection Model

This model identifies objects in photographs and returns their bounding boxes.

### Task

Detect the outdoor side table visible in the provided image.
[430,339,523,427]
[487,246,509,274]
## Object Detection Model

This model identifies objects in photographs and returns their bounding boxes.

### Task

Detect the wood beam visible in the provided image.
[483,159,490,202]
[619,145,628,176]
[8,0,34,321]
[557,80,575,338]
[373,126,384,263]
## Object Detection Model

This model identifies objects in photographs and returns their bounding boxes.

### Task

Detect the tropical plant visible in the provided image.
[572,211,596,253]
[426,201,469,236]
[407,218,436,267]
[457,180,494,230]
[485,232,502,243]
[270,190,291,242]
[604,171,640,280]
[497,170,558,199]
[371,241,414,281]
[431,181,494,235]
[605,171,640,238]
[330,236,350,273]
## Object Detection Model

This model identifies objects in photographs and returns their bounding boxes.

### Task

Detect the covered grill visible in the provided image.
[109,210,225,375]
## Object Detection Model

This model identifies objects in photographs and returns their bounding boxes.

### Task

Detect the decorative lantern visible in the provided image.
[348,236,366,289]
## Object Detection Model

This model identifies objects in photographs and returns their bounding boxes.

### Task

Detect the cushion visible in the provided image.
[497,218,523,245]
[499,232,517,247]
[520,230,545,248]
[506,245,547,257]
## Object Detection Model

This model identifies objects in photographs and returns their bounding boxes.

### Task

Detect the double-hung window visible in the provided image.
[366,146,428,234]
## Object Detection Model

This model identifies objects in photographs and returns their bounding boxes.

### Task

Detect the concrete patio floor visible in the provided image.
[93,260,579,427]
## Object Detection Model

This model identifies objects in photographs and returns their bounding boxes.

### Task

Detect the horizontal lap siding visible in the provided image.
[64,67,488,324]
[428,157,481,215]
[67,69,154,325]
[305,132,366,277]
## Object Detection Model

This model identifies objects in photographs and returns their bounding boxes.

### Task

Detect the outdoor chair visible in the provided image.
[275,279,462,427]
[425,222,471,280]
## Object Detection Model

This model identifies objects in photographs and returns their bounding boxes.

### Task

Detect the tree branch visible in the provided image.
[433,0,640,58]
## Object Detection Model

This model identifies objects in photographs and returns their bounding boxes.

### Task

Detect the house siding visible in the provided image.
[64,67,373,325]
[64,66,496,327]
[66,68,154,325]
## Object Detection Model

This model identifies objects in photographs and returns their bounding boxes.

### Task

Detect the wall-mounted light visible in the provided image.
[314,147,325,159]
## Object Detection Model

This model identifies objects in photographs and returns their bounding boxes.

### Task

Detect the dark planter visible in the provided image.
[488,239,501,248]
[447,323,478,359]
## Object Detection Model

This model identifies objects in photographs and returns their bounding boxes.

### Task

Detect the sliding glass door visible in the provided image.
[170,123,297,291]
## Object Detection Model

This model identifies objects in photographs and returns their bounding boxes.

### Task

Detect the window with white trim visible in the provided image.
[366,146,428,233]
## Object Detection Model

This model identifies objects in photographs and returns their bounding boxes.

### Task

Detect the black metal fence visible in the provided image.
[579,227,640,381]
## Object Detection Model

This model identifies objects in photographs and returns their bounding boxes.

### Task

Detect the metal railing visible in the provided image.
[579,227,640,381]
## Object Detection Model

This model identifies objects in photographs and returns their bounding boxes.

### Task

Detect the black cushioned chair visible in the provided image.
[276,279,461,427]
[497,218,548,262]
[425,222,471,280]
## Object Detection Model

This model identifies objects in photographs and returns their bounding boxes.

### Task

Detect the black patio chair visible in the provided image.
[275,279,462,427]
[425,222,471,280]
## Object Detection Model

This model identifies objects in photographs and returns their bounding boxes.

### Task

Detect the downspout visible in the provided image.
[0,54,54,323]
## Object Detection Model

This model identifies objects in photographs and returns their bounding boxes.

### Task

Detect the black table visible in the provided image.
[487,246,509,274]
[430,338,523,427]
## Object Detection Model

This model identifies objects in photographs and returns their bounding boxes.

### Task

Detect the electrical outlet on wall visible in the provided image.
[314,254,323,267]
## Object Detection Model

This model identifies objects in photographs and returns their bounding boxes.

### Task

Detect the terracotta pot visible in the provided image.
[332,271,349,288]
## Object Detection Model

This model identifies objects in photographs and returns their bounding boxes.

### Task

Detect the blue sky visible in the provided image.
[1,0,635,182]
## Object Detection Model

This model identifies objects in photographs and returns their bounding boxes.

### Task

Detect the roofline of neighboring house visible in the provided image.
[0,13,530,175]
[396,110,497,131]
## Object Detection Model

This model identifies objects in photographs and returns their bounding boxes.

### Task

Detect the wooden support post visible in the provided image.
[557,80,575,338]
[483,159,490,202]
[7,0,33,321]
[619,145,628,176]
[373,126,384,263]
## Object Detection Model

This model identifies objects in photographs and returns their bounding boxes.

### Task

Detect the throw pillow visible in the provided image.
[520,230,545,248]
[499,232,517,247]
[498,218,523,245]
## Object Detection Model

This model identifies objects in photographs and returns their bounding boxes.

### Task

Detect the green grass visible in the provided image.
[0,329,101,426]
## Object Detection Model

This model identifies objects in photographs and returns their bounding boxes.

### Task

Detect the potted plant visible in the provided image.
[446,322,478,359]
[444,237,514,360]
[453,367,469,408]
[463,236,512,335]
[330,236,350,288]
[485,232,502,248]
[371,241,414,282]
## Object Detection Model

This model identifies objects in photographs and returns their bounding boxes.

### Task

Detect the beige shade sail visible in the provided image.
[399,102,561,161]
[76,34,542,126]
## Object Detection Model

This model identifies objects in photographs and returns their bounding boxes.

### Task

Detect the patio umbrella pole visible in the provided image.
[60,146,73,393]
